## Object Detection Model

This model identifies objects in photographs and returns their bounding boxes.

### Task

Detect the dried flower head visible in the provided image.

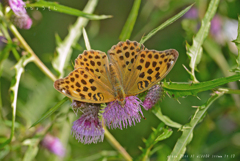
[143,85,163,110]
[71,102,104,144]
[11,13,32,29]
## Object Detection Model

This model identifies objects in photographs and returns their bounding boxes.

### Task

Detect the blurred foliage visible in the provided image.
[1,0,240,161]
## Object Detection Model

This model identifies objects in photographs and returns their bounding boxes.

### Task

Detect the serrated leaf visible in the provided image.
[167,92,223,161]
[155,128,173,142]
[186,0,220,82]
[52,0,100,78]
[30,97,69,128]
[119,0,141,41]
[162,74,240,99]
[26,0,112,20]
[136,123,173,161]
[140,4,193,44]
[152,103,182,129]
[0,55,34,148]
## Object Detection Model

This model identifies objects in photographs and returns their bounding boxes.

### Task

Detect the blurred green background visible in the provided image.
[1,0,240,160]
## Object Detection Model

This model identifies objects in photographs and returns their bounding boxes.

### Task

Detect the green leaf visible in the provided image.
[30,97,69,128]
[52,0,100,78]
[136,123,173,161]
[152,103,182,129]
[0,145,10,159]
[22,139,39,161]
[162,74,240,99]
[134,0,192,40]
[0,55,34,148]
[186,0,220,82]
[0,43,14,64]
[167,92,224,161]
[0,23,19,63]
[139,4,193,44]
[119,0,141,41]
[155,128,173,142]
[55,33,62,45]
[26,0,112,20]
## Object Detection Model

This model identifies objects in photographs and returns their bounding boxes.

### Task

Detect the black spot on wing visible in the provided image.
[137,81,144,90]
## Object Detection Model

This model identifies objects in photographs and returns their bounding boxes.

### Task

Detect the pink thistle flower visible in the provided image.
[103,96,144,130]
[41,134,66,157]
[8,0,26,15]
[143,85,163,110]
[8,0,32,29]
[71,102,104,144]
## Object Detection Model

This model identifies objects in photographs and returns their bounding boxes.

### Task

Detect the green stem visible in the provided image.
[0,21,20,61]
[103,126,132,161]
[8,24,57,81]
[11,48,20,61]
[218,88,240,95]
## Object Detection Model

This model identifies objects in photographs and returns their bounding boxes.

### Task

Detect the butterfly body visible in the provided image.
[54,40,179,106]
[109,63,126,106]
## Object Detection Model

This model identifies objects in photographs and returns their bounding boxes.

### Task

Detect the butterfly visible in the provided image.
[54,40,178,106]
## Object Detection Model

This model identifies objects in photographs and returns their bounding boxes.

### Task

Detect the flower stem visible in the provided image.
[103,126,132,161]
[9,24,57,81]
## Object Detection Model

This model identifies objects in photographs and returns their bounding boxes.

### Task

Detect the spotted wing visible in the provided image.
[74,50,113,88]
[54,67,115,103]
[107,40,145,90]
[125,49,179,96]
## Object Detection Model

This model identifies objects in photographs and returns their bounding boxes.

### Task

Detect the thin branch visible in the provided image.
[9,24,57,81]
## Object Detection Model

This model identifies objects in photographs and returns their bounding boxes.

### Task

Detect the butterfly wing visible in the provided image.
[54,67,115,103]
[107,40,145,90]
[74,50,113,88]
[125,49,179,96]
[54,50,115,103]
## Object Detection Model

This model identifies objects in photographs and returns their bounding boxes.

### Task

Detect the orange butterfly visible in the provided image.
[54,40,178,106]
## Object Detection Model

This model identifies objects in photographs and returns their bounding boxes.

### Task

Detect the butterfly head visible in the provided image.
[117,98,126,107]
